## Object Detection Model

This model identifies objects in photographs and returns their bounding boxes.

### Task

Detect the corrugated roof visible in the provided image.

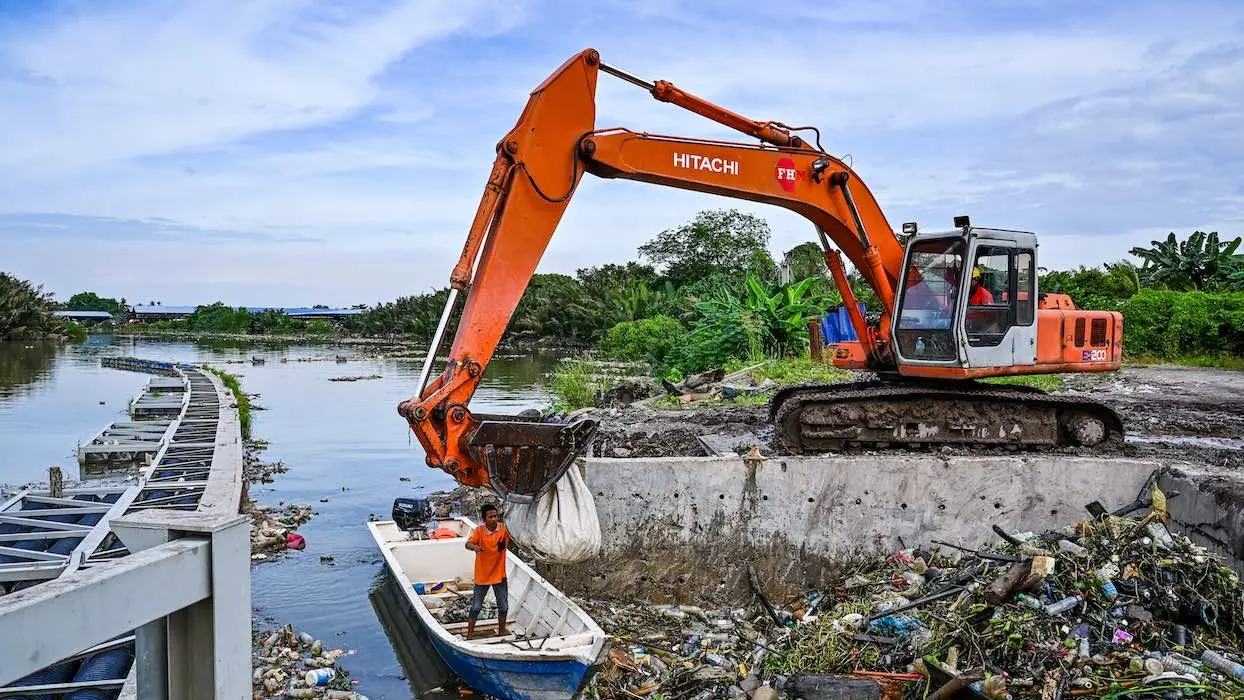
[129,305,362,316]
[132,305,198,315]
[54,310,114,319]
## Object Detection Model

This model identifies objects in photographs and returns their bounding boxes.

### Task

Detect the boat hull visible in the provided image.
[366,518,606,700]
[430,635,596,700]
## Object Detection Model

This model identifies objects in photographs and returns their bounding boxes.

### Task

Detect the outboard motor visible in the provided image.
[392,497,432,534]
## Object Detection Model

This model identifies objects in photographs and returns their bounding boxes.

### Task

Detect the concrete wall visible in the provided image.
[1161,464,1244,578]
[537,454,1160,605]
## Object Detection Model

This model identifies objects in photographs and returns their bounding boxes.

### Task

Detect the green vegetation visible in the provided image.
[546,359,600,411]
[636,209,777,287]
[545,356,649,411]
[1130,230,1241,291]
[1117,289,1244,358]
[734,356,853,385]
[62,291,127,316]
[598,315,686,365]
[203,365,252,439]
[1,271,79,341]
[666,272,833,374]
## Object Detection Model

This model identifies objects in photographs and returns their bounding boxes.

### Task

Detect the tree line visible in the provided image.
[5,210,1242,367]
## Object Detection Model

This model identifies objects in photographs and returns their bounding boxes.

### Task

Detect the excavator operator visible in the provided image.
[969,266,994,305]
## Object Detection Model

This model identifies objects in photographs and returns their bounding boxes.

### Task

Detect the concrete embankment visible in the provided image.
[539,454,1179,604]
[1161,463,1244,577]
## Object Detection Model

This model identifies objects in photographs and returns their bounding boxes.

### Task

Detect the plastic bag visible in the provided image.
[504,466,601,564]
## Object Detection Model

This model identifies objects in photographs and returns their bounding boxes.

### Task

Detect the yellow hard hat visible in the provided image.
[972,266,982,278]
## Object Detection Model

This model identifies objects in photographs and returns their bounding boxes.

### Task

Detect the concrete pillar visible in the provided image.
[112,510,251,700]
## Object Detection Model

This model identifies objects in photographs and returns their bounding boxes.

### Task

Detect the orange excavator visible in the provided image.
[397,49,1125,504]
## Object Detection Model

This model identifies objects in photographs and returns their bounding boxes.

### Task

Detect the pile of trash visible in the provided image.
[243,449,288,485]
[249,502,313,561]
[659,366,778,405]
[252,622,365,699]
[327,374,382,382]
[580,483,1244,698]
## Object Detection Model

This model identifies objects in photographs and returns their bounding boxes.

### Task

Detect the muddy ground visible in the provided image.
[588,363,1244,469]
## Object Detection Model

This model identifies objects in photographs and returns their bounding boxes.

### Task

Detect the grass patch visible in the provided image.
[981,374,1065,392]
[733,356,854,385]
[545,357,644,411]
[655,357,856,409]
[202,365,252,439]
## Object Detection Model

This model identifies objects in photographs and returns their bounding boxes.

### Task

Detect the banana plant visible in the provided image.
[1129,231,1242,291]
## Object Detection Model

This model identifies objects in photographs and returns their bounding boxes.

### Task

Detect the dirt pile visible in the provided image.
[583,364,1244,464]
[590,403,774,458]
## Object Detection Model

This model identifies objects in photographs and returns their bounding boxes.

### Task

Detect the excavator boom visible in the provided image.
[398,49,1124,503]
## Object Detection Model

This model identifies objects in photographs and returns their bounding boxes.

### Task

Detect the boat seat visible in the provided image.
[442,617,517,631]
[466,633,519,645]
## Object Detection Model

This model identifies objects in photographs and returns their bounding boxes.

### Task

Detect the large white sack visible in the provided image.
[503,466,601,564]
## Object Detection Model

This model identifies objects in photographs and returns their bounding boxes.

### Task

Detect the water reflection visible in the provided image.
[0,340,58,399]
[368,569,462,698]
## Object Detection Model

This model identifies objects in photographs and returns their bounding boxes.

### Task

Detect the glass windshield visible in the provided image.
[898,238,964,330]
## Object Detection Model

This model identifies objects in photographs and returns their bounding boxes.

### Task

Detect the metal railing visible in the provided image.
[0,510,251,699]
[0,360,249,699]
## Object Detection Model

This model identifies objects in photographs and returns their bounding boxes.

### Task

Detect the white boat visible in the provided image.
[367,516,608,699]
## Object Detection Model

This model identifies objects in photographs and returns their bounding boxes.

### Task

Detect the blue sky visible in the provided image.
[1,0,1241,307]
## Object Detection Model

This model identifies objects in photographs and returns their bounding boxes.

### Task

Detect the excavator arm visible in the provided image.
[397,48,910,502]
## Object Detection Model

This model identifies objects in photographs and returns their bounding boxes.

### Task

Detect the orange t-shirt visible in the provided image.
[468,522,509,585]
[969,285,994,305]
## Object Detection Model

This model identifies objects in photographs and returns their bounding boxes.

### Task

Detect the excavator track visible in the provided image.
[769,379,1124,453]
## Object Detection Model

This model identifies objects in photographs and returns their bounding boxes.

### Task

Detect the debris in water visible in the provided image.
[251,621,365,699]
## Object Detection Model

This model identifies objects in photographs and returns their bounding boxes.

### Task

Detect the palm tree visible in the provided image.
[1129,231,1242,291]
[0,272,61,340]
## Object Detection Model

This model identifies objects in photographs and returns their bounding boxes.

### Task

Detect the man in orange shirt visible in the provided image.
[968,266,994,305]
[464,502,510,639]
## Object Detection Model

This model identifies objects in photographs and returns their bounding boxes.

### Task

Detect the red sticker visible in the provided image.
[775,157,798,192]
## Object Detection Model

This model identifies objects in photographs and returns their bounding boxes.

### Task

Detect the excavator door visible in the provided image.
[892,226,1038,370]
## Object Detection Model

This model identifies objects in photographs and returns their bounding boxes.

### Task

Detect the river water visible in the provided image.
[0,336,560,699]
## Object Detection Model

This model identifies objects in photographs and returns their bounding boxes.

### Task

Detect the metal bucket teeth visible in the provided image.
[466,414,599,504]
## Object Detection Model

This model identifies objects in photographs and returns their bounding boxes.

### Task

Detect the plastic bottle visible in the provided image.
[1045,595,1082,614]
[1160,654,1200,677]
[970,676,1011,700]
[1095,568,1118,600]
[1015,593,1043,610]
[1058,539,1089,557]
[1201,649,1244,682]
[1146,522,1174,549]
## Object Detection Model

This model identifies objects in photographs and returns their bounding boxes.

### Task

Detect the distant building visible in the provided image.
[130,305,198,321]
[128,305,363,322]
[53,310,116,323]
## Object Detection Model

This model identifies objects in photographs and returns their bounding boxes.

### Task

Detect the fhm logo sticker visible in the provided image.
[775,157,801,192]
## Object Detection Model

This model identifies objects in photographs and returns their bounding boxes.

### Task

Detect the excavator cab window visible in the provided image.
[895,238,964,361]
[965,246,1036,347]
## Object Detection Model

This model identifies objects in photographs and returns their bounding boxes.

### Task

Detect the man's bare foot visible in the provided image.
[497,623,509,637]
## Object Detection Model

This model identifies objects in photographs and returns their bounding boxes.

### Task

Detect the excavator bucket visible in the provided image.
[465,414,599,504]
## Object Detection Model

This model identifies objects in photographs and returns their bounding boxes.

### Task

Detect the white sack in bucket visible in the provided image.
[503,466,601,564]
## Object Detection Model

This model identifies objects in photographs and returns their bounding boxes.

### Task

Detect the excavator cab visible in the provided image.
[892,218,1038,373]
